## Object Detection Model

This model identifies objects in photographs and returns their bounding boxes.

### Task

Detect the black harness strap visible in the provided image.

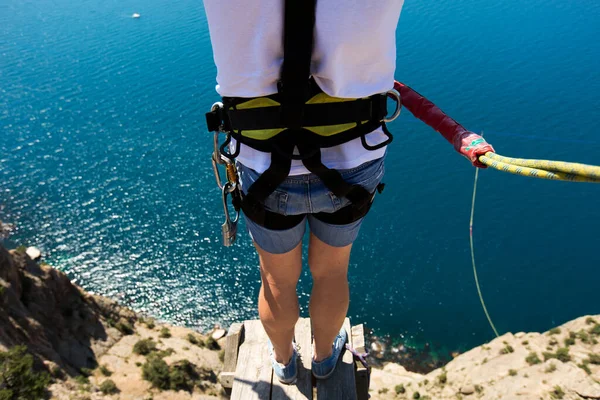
[233,0,384,231]
[225,96,387,132]
[280,0,316,129]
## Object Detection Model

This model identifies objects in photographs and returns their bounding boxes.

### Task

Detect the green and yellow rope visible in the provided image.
[479,152,600,183]
[470,150,599,338]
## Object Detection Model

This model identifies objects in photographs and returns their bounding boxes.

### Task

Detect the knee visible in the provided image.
[311,270,348,284]
[309,260,348,282]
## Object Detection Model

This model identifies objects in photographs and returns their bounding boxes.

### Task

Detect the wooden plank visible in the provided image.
[316,318,357,400]
[351,324,369,400]
[220,322,244,389]
[271,318,312,400]
[230,320,273,400]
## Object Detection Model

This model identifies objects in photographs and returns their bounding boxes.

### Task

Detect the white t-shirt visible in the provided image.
[203,0,404,174]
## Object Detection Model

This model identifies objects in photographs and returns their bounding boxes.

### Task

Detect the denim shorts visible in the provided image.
[238,156,386,254]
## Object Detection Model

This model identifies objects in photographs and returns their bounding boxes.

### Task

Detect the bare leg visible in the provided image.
[255,241,302,364]
[308,233,352,361]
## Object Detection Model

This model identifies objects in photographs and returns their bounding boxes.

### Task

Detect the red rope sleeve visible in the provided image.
[394,81,467,146]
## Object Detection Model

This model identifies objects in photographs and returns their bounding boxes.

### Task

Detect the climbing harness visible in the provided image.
[206,0,401,246]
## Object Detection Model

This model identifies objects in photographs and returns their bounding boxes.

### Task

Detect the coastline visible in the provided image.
[1,244,599,399]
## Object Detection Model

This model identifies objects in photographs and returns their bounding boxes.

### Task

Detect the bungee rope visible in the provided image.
[478,152,600,183]
[469,163,500,338]
[470,149,600,338]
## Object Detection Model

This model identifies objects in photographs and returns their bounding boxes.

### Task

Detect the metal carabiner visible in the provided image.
[221,182,239,247]
[383,89,402,123]
[211,151,224,189]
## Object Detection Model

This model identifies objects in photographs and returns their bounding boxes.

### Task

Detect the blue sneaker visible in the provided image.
[267,340,298,384]
[312,328,348,379]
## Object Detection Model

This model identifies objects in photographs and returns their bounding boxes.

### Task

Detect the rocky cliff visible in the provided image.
[0,245,224,399]
[369,317,600,399]
[1,243,599,400]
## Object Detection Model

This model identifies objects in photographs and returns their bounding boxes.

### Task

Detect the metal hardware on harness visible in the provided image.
[210,102,229,190]
[383,89,402,123]
[221,182,239,247]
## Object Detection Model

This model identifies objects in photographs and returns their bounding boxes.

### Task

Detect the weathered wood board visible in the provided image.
[227,317,364,400]
[316,318,357,400]
[230,320,273,400]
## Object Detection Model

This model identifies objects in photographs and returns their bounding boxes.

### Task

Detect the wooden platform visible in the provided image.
[220,318,369,400]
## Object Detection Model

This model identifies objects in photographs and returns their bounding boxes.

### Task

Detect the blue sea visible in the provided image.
[1,0,599,357]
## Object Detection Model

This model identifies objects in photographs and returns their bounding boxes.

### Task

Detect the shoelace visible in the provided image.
[345,344,369,370]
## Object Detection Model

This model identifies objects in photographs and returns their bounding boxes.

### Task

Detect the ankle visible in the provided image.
[274,343,294,365]
[313,345,333,362]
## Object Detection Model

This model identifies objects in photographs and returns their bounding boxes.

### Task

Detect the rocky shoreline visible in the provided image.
[0,244,226,399]
[1,243,599,399]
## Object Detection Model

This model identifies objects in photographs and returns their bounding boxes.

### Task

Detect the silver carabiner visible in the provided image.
[382,89,402,123]
[221,182,239,247]
[211,152,224,189]
[211,129,232,189]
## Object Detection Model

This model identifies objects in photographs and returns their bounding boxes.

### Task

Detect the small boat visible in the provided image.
[132,13,141,18]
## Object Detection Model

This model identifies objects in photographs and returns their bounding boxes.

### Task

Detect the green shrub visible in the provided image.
[564,337,575,346]
[543,348,571,363]
[140,317,156,330]
[585,317,597,325]
[135,362,142,367]
[550,385,565,399]
[99,364,112,377]
[0,346,50,400]
[80,367,93,377]
[521,340,529,345]
[15,245,27,254]
[115,320,134,335]
[395,384,406,394]
[159,327,171,338]
[475,385,484,394]
[437,370,447,385]
[577,330,590,343]
[413,391,420,399]
[545,363,557,373]
[548,327,561,335]
[590,324,600,336]
[142,354,170,390]
[500,344,514,354]
[578,361,592,375]
[526,352,541,365]
[74,375,89,385]
[186,333,199,345]
[508,369,517,376]
[206,336,220,350]
[50,365,65,380]
[378,388,389,394]
[155,348,176,358]
[99,379,119,395]
[588,353,600,365]
[133,339,157,356]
